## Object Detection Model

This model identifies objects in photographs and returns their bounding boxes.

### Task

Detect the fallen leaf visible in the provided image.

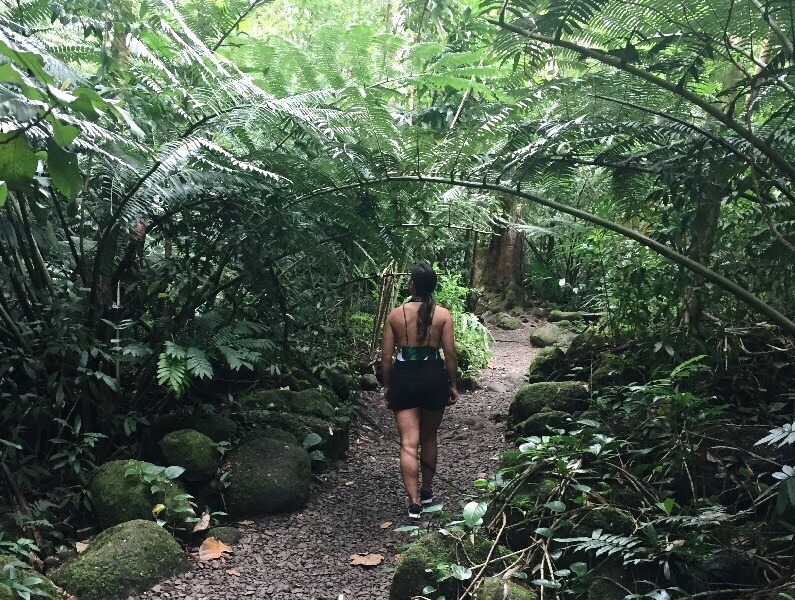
[75,542,89,554]
[394,553,403,562]
[380,521,392,529]
[227,569,241,576]
[350,553,383,567]
[198,537,233,562]
[193,512,211,533]
[152,503,166,517]
[237,520,254,526]
[344,481,354,486]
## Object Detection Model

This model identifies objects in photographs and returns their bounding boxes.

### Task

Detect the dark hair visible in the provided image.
[410,264,437,342]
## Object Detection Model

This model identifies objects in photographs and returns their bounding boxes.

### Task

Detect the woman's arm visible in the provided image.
[380,312,395,400]
[440,312,460,404]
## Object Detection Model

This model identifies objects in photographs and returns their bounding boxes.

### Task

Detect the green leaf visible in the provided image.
[0,132,38,189]
[393,525,419,532]
[570,562,587,577]
[303,432,323,449]
[535,527,555,538]
[450,564,472,580]
[186,347,213,379]
[51,119,80,147]
[164,466,185,479]
[0,181,6,207]
[787,477,795,506]
[47,140,81,200]
[544,500,566,513]
[462,501,487,527]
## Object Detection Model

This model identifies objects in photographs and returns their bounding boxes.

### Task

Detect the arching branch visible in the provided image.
[296,174,795,336]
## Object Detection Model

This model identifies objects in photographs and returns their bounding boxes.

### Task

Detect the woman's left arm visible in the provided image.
[380,312,395,403]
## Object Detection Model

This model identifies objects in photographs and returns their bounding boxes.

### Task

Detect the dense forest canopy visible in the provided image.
[0,0,794,597]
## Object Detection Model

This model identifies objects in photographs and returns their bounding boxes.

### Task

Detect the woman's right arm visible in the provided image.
[441,312,460,405]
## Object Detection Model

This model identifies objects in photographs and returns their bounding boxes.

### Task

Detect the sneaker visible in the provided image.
[408,503,423,519]
[420,489,434,506]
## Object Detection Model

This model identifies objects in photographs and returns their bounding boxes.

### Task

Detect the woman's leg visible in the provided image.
[394,408,421,504]
[419,408,445,492]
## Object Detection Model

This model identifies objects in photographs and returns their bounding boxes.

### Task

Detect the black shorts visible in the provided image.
[388,360,450,412]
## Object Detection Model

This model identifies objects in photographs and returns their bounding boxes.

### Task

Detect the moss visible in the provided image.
[360,374,380,390]
[0,554,59,599]
[576,506,635,536]
[509,382,588,425]
[241,427,299,445]
[89,460,192,530]
[493,312,522,330]
[548,310,585,322]
[390,533,510,599]
[0,583,11,600]
[52,520,186,600]
[262,411,350,462]
[515,410,570,437]
[238,388,293,411]
[206,526,242,544]
[529,323,561,347]
[525,346,565,383]
[566,331,610,363]
[319,367,352,400]
[222,437,311,517]
[188,416,237,443]
[239,388,336,419]
[159,429,219,482]
[475,577,537,600]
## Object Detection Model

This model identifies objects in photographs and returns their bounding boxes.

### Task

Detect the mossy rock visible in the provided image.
[359,374,380,391]
[509,382,588,426]
[188,415,237,443]
[548,310,585,322]
[256,411,350,462]
[475,577,537,600]
[52,520,186,600]
[241,427,299,445]
[319,367,352,400]
[530,323,561,347]
[515,410,570,437]
[206,526,242,545]
[89,460,193,530]
[390,533,505,600]
[222,437,311,517]
[575,506,634,536]
[159,429,219,482]
[525,346,565,383]
[566,331,611,364]
[0,583,11,600]
[701,549,759,587]
[493,312,523,330]
[0,554,59,599]
[239,388,337,419]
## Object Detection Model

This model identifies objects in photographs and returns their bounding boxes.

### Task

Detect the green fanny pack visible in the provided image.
[398,346,441,361]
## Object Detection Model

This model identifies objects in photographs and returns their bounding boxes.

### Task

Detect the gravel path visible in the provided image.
[136,319,540,600]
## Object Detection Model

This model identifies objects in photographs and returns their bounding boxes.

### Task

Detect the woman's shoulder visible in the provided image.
[433,304,452,320]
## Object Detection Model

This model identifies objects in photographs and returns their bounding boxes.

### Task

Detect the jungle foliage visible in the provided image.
[0,0,793,597]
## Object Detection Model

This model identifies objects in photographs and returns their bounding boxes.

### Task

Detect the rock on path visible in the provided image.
[135,323,538,600]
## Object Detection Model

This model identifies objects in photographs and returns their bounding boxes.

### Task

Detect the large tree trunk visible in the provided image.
[476,197,526,306]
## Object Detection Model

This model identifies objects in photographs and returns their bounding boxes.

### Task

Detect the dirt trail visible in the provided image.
[137,319,540,600]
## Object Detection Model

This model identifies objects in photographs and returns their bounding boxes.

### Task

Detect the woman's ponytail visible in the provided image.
[410,264,438,342]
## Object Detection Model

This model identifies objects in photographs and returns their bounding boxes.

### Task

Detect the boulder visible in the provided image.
[89,460,193,530]
[238,388,351,461]
[475,577,537,600]
[320,367,352,400]
[159,429,219,482]
[515,410,570,437]
[548,310,584,322]
[566,331,610,364]
[241,427,298,445]
[188,415,237,443]
[389,533,459,600]
[509,382,588,425]
[525,346,565,383]
[576,506,635,536]
[530,323,561,347]
[493,312,522,330]
[222,437,311,517]
[359,374,380,391]
[0,554,59,599]
[52,520,186,600]
[206,526,242,544]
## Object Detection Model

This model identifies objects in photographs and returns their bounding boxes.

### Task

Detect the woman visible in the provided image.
[381,264,460,518]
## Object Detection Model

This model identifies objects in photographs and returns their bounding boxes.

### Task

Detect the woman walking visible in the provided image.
[380,264,460,518]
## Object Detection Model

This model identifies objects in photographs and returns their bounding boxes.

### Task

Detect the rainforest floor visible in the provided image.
[135,317,541,600]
